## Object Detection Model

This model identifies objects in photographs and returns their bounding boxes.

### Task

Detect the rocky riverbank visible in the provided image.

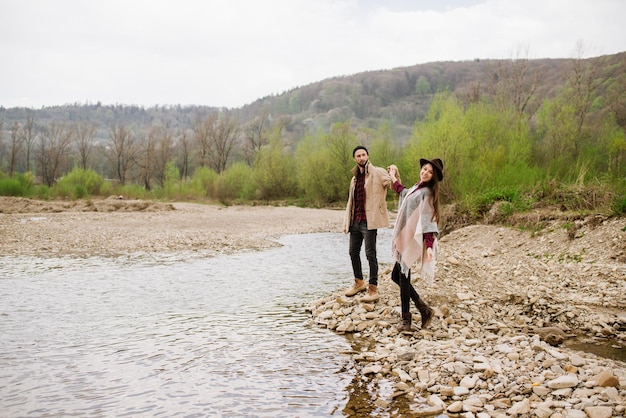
[308,216,626,417]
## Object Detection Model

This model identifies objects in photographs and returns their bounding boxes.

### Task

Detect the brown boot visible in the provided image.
[397,312,412,333]
[359,284,379,302]
[416,297,434,329]
[345,278,367,297]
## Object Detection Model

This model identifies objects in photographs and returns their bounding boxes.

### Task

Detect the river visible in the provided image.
[0,230,396,417]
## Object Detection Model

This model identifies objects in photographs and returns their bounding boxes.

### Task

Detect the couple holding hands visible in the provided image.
[342,145,443,333]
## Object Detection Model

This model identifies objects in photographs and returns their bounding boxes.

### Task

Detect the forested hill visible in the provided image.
[1,51,624,145]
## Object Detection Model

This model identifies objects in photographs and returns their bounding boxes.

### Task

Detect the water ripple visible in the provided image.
[0,231,395,417]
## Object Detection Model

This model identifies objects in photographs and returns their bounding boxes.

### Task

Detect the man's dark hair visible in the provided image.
[352,145,368,157]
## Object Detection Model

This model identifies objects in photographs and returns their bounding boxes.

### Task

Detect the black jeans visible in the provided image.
[349,221,378,286]
[391,262,420,314]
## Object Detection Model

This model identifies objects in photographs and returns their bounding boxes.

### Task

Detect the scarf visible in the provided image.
[391,184,439,285]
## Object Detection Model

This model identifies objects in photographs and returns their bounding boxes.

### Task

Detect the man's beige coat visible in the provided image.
[342,161,393,232]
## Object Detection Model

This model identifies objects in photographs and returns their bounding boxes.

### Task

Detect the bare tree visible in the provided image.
[209,113,240,173]
[490,46,542,119]
[106,125,139,185]
[8,122,23,176]
[242,110,271,164]
[36,122,74,186]
[192,112,240,173]
[191,112,217,168]
[154,126,174,187]
[567,41,599,138]
[23,111,36,172]
[73,120,98,169]
[137,127,157,190]
[176,129,192,179]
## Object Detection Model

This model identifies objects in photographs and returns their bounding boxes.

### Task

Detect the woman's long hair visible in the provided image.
[423,177,440,223]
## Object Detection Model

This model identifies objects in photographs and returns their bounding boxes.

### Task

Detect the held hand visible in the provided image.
[387,164,399,180]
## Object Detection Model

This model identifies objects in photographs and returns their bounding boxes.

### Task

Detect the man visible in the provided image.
[342,145,393,302]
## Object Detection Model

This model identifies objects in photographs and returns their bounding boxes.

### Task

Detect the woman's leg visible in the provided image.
[392,263,433,329]
[392,263,411,314]
[392,263,413,332]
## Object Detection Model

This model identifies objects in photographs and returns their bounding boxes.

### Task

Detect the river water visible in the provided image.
[0,231,396,417]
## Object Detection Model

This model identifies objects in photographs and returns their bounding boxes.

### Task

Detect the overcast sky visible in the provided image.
[1,0,624,109]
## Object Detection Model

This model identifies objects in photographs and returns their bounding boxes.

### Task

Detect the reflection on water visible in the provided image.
[0,231,393,417]
[565,340,626,363]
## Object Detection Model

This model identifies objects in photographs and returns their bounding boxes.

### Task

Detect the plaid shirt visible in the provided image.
[353,168,366,223]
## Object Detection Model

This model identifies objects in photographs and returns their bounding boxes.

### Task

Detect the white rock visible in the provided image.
[457,292,474,300]
[427,394,446,408]
[532,385,551,397]
[447,400,463,413]
[507,398,530,415]
[564,410,587,418]
[463,396,484,412]
[547,374,579,389]
[395,381,411,392]
[453,386,470,396]
[319,310,334,319]
[569,353,586,366]
[411,405,444,417]
[394,368,412,382]
[363,364,382,375]
[495,343,514,353]
[533,404,553,418]
[417,369,429,383]
[584,406,613,418]
[460,374,479,389]
[546,348,567,360]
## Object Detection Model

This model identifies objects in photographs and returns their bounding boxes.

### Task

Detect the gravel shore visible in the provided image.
[308,216,626,417]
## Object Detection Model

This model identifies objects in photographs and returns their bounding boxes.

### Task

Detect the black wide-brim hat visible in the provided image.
[419,158,444,181]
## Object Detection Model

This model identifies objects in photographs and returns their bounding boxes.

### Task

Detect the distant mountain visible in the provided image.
[234,51,625,142]
[1,52,624,144]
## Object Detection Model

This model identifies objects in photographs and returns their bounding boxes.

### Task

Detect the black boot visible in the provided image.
[416,297,434,329]
[398,312,412,333]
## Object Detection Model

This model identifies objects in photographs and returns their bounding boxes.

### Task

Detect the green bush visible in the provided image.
[254,138,298,200]
[32,184,53,200]
[612,192,626,215]
[55,168,105,198]
[0,172,36,197]
[100,180,114,197]
[19,172,35,195]
[0,178,22,196]
[189,166,218,198]
[214,163,256,203]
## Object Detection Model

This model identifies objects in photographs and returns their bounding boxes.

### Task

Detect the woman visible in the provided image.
[387,158,443,333]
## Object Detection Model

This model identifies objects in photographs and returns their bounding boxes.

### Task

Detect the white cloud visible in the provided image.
[0,0,624,108]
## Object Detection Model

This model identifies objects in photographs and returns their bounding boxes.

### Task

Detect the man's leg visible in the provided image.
[346,222,367,296]
[363,227,378,286]
[359,227,380,302]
